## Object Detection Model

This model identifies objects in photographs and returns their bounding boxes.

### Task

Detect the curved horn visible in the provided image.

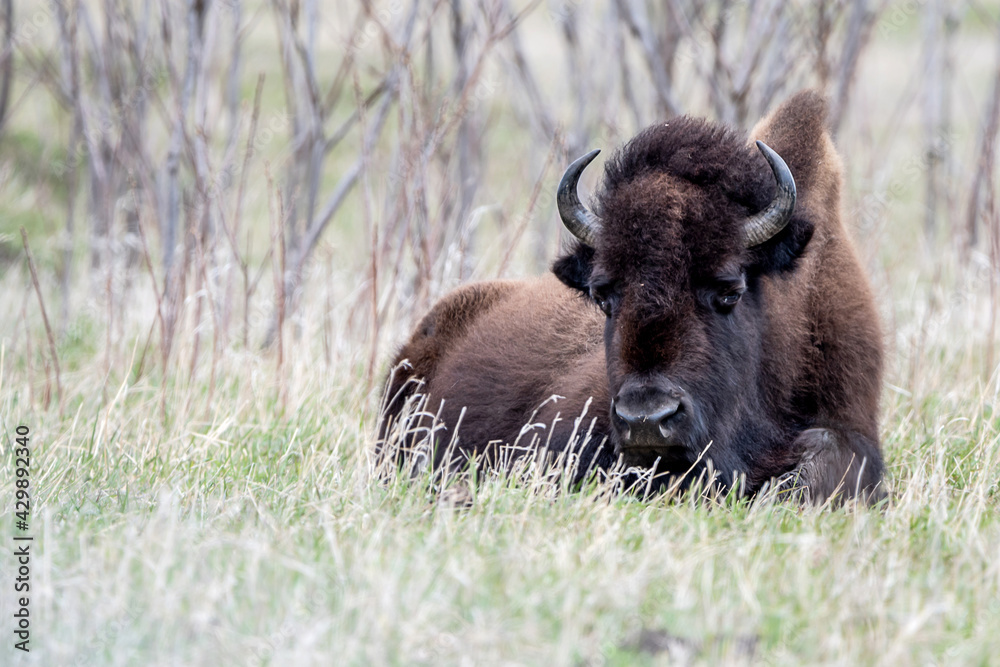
[741,140,797,248]
[557,149,602,247]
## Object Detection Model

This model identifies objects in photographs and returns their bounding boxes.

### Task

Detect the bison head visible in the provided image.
[552,117,815,488]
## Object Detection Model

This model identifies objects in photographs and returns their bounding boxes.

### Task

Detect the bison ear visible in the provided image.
[552,242,595,293]
[748,214,815,275]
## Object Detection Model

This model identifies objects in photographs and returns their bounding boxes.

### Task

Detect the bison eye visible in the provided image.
[589,280,616,317]
[712,276,746,313]
[715,292,742,310]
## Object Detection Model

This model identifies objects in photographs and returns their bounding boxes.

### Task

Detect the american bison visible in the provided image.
[379,90,885,503]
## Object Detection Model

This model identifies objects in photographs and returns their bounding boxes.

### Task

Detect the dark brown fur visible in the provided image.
[379,91,885,503]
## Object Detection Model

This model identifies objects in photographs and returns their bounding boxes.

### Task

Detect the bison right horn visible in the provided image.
[741,141,797,248]
[557,149,602,247]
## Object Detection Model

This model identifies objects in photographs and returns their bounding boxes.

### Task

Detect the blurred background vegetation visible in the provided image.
[1,0,998,410]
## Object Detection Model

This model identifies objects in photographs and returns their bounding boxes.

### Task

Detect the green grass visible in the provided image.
[1,295,998,665]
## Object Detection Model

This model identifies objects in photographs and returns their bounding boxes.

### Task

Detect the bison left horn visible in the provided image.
[742,140,797,247]
[557,149,602,247]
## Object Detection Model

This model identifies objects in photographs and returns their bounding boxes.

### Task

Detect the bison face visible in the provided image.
[552,119,814,487]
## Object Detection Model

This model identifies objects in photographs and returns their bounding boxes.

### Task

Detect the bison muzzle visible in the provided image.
[378,90,886,504]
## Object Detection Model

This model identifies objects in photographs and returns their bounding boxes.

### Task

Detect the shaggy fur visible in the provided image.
[379,90,885,503]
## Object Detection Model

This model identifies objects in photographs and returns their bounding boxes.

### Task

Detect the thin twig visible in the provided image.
[20,228,62,407]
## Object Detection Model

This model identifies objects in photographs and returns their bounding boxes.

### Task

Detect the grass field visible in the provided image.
[2,1,1000,665]
[3,293,999,665]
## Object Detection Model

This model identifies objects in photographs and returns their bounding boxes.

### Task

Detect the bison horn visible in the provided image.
[557,149,602,247]
[741,141,797,248]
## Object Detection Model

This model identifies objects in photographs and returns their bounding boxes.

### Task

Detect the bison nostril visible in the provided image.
[646,399,681,425]
[611,400,631,441]
[613,396,683,443]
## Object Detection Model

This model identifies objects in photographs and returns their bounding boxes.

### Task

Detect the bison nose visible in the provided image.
[612,390,684,445]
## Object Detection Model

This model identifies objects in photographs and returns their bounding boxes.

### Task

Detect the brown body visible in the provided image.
[382,276,614,471]
[379,91,885,502]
